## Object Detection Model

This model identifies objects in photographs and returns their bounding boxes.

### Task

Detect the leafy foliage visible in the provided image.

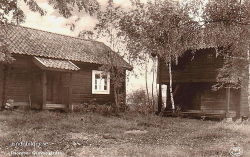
[127,89,156,114]
[93,0,203,111]
[0,0,45,24]
[99,52,127,113]
[0,0,46,63]
[95,0,201,64]
[48,0,99,18]
[127,89,147,105]
[203,0,250,89]
[94,0,250,92]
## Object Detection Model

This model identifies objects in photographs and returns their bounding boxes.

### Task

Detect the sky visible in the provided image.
[19,0,156,94]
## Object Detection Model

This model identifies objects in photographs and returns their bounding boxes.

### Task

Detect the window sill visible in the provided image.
[92,91,110,94]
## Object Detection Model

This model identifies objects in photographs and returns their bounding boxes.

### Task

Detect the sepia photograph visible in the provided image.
[0,0,249,156]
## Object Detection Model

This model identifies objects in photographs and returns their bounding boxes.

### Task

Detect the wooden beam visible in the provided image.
[157,84,162,114]
[239,77,250,117]
[68,72,73,111]
[42,71,47,109]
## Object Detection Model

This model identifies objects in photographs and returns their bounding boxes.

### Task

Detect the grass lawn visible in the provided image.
[0,110,250,157]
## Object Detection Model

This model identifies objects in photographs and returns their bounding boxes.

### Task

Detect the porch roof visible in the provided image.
[33,56,80,71]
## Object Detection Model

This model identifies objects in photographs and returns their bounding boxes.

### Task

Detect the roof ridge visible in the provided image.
[3,23,114,48]
[15,24,99,43]
[17,24,121,53]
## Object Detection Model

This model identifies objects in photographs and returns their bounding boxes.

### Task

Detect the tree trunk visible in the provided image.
[145,57,150,109]
[114,86,119,113]
[168,61,175,111]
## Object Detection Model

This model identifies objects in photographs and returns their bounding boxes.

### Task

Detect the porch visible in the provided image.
[31,71,74,110]
[1,56,79,110]
[158,82,240,119]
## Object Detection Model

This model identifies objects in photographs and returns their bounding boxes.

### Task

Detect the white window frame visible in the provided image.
[92,70,110,94]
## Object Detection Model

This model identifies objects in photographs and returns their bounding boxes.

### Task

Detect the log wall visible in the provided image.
[4,56,40,104]
[159,49,224,83]
[3,55,126,108]
[173,83,239,114]
[201,88,226,112]
[158,48,244,118]
[72,63,116,105]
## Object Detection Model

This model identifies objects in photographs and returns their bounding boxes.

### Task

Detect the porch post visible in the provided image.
[68,72,73,111]
[166,84,169,110]
[226,87,230,114]
[42,71,47,109]
[0,63,4,109]
[225,86,231,119]
[240,78,249,117]
[157,84,162,114]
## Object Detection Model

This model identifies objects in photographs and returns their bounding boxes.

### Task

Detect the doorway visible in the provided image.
[46,73,54,102]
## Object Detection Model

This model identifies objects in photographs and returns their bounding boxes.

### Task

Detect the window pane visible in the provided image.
[100,79,104,90]
[104,79,107,91]
[95,74,100,79]
[98,80,101,90]
[102,74,107,79]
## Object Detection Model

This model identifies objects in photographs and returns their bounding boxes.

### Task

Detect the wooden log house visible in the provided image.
[157,48,250,119]
[0,25,132,110]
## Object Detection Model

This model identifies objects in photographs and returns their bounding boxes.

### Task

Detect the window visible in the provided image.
[92,70,110,94]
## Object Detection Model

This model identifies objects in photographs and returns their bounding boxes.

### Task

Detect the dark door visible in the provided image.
[187,83,202,110]
[46,73,54,102]
[32,73,43,109]
[62,73,70,105]
[177,83,201,111]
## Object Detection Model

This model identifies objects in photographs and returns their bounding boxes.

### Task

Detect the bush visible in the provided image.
[72,99,115,116]
[127,89,156,114]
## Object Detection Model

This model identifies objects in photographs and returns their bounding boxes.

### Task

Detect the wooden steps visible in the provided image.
[45,104,67,110]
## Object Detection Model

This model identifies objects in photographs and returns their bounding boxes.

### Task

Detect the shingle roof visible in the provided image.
[4,24,132,70]
[33,56,80,71]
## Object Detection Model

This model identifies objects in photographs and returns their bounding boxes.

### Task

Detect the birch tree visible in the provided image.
[95,0,200,112]
[94,0,250,112]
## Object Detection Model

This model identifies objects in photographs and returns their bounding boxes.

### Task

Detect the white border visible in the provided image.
[92,70,110,94]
